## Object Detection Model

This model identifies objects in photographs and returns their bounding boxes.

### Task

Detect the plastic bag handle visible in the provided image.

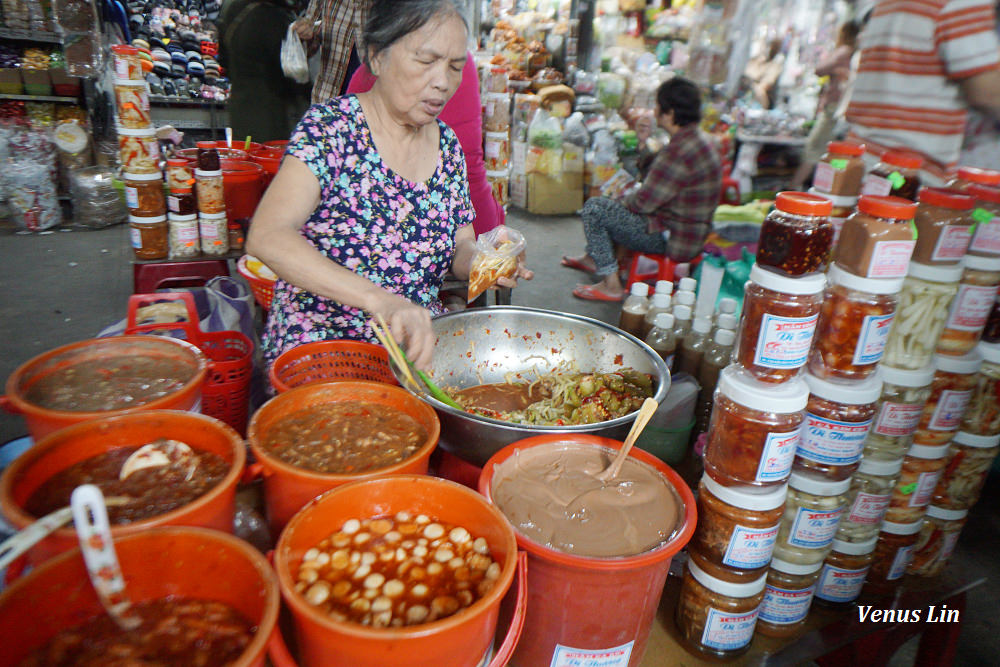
[125,292,204,345]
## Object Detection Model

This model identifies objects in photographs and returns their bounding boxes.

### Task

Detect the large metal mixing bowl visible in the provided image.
[395,306,671,466]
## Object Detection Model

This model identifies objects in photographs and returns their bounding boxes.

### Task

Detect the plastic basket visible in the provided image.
[237,255,275,311]
[270,340,398,393]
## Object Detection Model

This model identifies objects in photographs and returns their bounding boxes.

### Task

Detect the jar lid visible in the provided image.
[653,313,674,330]
[957,167,1000,187]
[168,213,197,221]
[788,470,851,496]
[650,293,671,308]
[166,157,189,166]
[111,44,139,55]
[968,184,1000,205]
[629,282,649,297]
[934,350,983,375]
[881,150,924,169]
[715,329,736,346]
[196,140,217,149]
[881,519,923,535]
[200,211,228,220]
[775,191,833,217]
[857,195,918,220]
[961,253,1000,272]
[907,260,965,283]
[749,264,826,296]
[827,141,865,157]
[926,505,969,521]
[952,430,1000,448]
[716,313,739,330]
[976,341,1000,365]
[195,168,223,177]
[906,443,951,459]
[687,558,768,598]
[831,536,879,555]
[113,78,147,87]
[857,456,903,477]
[808,187,858,209]
[117,127,157,137]
[718,364,810,413]
[804,368,883,405]
[770,557,823,576]
[701,473,788,511]
[484,130,509,140]
[827,263,905,295]
[878,363,936,387]
[173,187,193,194]
[129,214,166,224]
[123,171,163,182]
[918,187,975,210]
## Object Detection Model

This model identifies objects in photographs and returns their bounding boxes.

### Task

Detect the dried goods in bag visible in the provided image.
[467,227,525,302]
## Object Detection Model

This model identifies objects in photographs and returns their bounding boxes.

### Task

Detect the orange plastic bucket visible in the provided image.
[479,434,697,667]
[2,335,207,441]
[250,147,283,187]
[175,146,250,163]
[215,139,264,154]
[264,139,289,149]
[247,381,440,533]
[221,159,265,222]
[269,340,398,393]
[273,475,526,667]
[0,410,245,567]
[0,526,280,667]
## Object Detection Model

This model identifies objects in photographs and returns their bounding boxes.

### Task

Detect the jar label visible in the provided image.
[865,240,915,278]
[928,389,973,430]
[931,225,973,261]
[753,313,819,369]
[124,186,139,209]
[813,162,836,192]
[200,220,220,240]
[485,139,504,159]
[723,523,781,569]
[815,564,868,602]
[788,506,843,549]
[853,313,895,365]
[831,216,847,245]
[847,491,891,524]
[910,470,943,507]
[168,195,180,213]
[799,413,873,465]
[755,429,800,482]
[114,57,129,79]
[940,531,961,561]
[701,607,758,651]
[550,641,633,667]
[945,284,996,331]
[130,226,142,249]
[888,544,914,580]
[759,584,815,625]
[873,401,923,436]
[177,225,198,243]
[862,174,892,197]
[969,214,1000,255]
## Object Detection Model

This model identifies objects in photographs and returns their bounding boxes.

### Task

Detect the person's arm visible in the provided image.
[961,67,1000,121]
[814,45,851,78]
[937,0,1000,120]
[293,0,322,40]
[622,146,682,214]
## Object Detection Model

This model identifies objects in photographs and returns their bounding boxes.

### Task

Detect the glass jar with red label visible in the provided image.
[861,150,923,200]
[836,457,902,543]
[772,471,851,566]
[936,255,1000,356]
[813,536,878,605]
[882,262,964,370]
[912,352,983,446]
[960,342,1000,435]
[755,192,834,277]
[755,557,822,638]
[885,443,951,523]
[863,364,935,461]
[865,519,922,594]
[794,371,882,481]
[833,195,917,279]
[912,187,976,265]
[930,430,1000,510]
[812,141,866,198]
[676,558,766,658]
[966,184,1000,257]
[196,140,221,172]
[809,189,856,245]
[907,505,968,577]
[734,265,825,383]
[808,264,903,381]
[703,365,809,487]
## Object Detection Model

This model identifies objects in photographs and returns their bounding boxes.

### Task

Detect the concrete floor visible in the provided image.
[0,209,996,664]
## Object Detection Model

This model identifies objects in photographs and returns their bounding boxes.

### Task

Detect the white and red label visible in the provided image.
[910,470,943,507]
[847,491,892,525]
[969,213,1000,255]
[853,313,895,365]
[873,401,924,437]
[754,313,819,369]
[815,564,869,602]
[865,241,915,278]
[755,429,800,482]
[931,225,973,261]
[862,174,892,196]
[813,163,836,192]
[945,284,997,331]
[798,414,872,465]
[550,641,633,667]
[759,584,815,625]
[788,506,844,549]
[723,524,781,569]
[888,545,915,580]
[701,608,758,651]
[928,389,973,430]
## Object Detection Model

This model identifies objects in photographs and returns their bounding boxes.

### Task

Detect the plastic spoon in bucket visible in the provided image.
[119,439,197,481]
[596,397,658,482]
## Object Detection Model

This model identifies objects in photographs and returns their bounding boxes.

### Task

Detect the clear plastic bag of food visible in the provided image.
[467,227,526,303]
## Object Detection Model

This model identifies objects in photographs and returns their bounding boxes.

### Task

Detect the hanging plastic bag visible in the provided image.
[281,24,310,84]
[467,227,526,303]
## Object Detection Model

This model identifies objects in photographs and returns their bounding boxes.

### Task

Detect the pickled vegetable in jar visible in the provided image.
[966,184,1000,257]
[733,265,825,383]
[168,213,199,259]
[837,457,902,543]
[195,169,225,214]
[123,171,166,217]
[931,430,1000,510]
[196,141,221,172]
[113,79,152,129]
[947,166,1000,192]
[833,195,917,279]
[861,150,923,200]
[772,471,850,565]
[675,558,766,659]
[755,191,834,277]
[689,474,787,580]
[111,44,143,80]
[961,342,1000,435]
[808,264,902,381]
[864,364,935,461]
[166,158,195,192]
[885,443,950,523]
[755,558,821,638]
[167,188,196,216]
[882,262,963,370]
[936,255,1000,356]
[912,352,983,445]
[129,214,168,260]
[809,188,857,244]
[865,519,922,594]
[813,536,878,605]
[199,211,229,256]
[117,127,160,174]
[703,365,808,487]
[907,505,968,577]
[794,371,881,481]
[812,141,866,198]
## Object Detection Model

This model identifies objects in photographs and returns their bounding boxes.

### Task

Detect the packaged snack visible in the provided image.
[467,227,525,302]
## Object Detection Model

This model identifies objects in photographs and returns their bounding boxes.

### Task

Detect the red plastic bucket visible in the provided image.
[215,139,264,154]
[175,146,250,164]
[264,139,289,149]
[221,159,265,222]
[272,475,526,667]
[250,147,283,188]
[0,526,280,667]
[479,434,697,667]
[246,381,440,534]
[0,410,245,568]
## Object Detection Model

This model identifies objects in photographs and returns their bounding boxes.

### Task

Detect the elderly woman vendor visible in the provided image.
[248,0,531,370]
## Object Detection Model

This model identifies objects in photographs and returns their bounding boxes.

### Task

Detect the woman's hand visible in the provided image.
[374,296,435,371]
[496,252,533,289]
[292,18,315,41]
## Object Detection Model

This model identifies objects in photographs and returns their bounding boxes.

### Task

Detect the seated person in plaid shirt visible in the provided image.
[564,78,722,301]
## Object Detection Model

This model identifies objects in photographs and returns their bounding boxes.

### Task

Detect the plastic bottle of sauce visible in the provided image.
[946,166,1000,192]
[654,279,673,296]
[671,305,693,373]
[644,312,676,367]
[673,288,696,314]
[756,191,834,277]
[641,292,672,339]
[861,150,924,200]
[812,141,866,198]
[618,281,650,337]
[966,185,1000,257]
[833,195,918,279]
[912,187,976,265]
[696,328,737,433]
[677,316,712,377]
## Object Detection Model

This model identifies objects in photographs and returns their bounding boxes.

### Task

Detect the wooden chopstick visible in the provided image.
[370,315,417,387]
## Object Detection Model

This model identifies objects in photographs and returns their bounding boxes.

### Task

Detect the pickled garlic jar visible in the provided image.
[195,168,225,214]
[772,471,851,565]
[833,195,917,279]
[676,558,766,658]
[809,189,857,244]
[862,150,923,201]
[111,44,143,80]
[931,431,1000,510]
[794,371,882,481]
[865,519,922,594]
[166,158,195,192]
[703,365,808,488]
[885,443,950,523]
[808,264,903,381]
[907,505,968,577]
[689,474,787,581]
[882,262,963,370]
[755,558,821,638]
[961,342,1000,435]
[199,211,229,256]
[113,79,152,129]
[117,127,160,174]
[911,188,976,265]
[755,192,834,277]
[936,254,1000,355]
[947,166,1000,192]
[734,265,825,383]
[967,184,1000,257]
[864,364,935,461]
[812,141,866,198]
[813,536,878,605]
[123,171,166,217]
[836,457,902,543]
[912,352,983,446]
[167,213,199,259]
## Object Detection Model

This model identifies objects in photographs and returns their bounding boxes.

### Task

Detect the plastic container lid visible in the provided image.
[878,363,936,388]
[925,505,969,521]
[881,519,923,536]
[199,211,227,220]
[655,280,673,295]
[117,127,157,137]
[166,157,189,166]
[962,254,1000,272]
[196,140,217,149]
[907,261,965,283]
[123,171,163,182]
[692,317,712,334]
[675,291,696,306]
[113,78,147,87]
[716,313,739,330]
[173,187,193,194]
[111,44,139,55]
[701,473,788,511]
[770,557,823,576]
[808,187,858,209]
[129,214,166,224]
[653,313,674,329]
[718,364,810,414]
[952,431,1000,448]
[750,264,826,296]
[827,263,905,295]
[857,456,904,477]
[717,297,738,314]
[804,369,883,405]
[195,168,223,177]
[934,350,983,375]
[674,305,692,321]
[919,187,975,210]
[775,191,834,217]
[715,328,736,346]
[650,293,671,309]
[629,282,649,297]
[968,184,1000,205]
[957,167,1000,187]
[906,443,951,459]
[687,558,768,598]
[880,150,924,169]
[976,341,1000,365]
[788,470,851,496]
[679,277,697,292]
[857,195,918,220]
[168,213,197,222]
[830,536,879,556]
[827,141,865,157]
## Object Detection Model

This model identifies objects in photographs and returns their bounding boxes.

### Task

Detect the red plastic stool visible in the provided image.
[721,163,741,205]
[624,252,678,291]
[132,260,230,294]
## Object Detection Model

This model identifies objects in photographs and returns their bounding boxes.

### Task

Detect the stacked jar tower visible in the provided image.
[482,65,511,210]
[194,141,229,256]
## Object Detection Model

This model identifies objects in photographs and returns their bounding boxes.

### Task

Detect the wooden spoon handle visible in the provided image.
[598,397,658,482]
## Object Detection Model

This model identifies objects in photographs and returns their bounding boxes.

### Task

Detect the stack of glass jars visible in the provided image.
[195,142,229,256]
[808,141,866,244]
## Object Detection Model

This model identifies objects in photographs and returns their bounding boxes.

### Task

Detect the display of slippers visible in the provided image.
[572,284,624,302]
[560,256,596,274]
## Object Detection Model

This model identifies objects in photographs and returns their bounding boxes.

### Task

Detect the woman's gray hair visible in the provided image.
[362,0,468,69]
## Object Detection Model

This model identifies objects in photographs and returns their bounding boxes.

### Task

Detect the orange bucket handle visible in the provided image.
[124,292,204,346]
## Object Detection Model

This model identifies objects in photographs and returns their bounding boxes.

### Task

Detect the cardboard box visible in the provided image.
[0,69,22,95]
[528,172,584,215]
[49,68,81,97]
[21,69,51,96]
[510,172,528,210]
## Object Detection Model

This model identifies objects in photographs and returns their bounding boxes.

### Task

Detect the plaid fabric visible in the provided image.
[304,0,371,103]
[622,125,721,262]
